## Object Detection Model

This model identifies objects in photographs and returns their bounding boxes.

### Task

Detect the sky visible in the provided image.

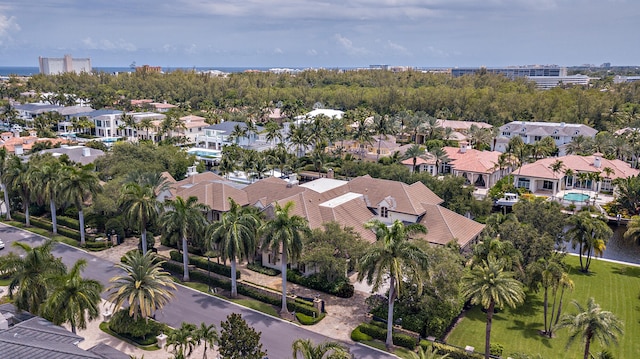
[0,0,638,68]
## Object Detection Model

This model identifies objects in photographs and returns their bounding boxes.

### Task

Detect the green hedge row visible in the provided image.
[169,250,239,279]
[287,269,354,298]
[425,342,484,359]
[295,312,325,325]
[159,259,321,319]
[355,323,417,350]
[57,215,80,231]
[247,262,280,276]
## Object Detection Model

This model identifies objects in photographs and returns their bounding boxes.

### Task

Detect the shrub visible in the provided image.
[169,250,238,279]
[57,215,81,231]
[393,333,418,350]
[286,269,354,298]
[355,323,417,350]
[431,342,483,359]
[490,343,504,357]
[295,311,325,325]
[247,262,280,276]
[105,217,126,240]
[58,226,82,241]
[351,327,372,342]
[108,309,162,344]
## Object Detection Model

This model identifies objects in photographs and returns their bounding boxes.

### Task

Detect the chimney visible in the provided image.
[593,153,602,168]
[82,147,91,157]
[14,145,23,155]
[327,168,334,179]
[460,141,468,154]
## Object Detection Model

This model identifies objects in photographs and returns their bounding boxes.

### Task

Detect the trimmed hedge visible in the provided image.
[57,215,81,231]
[247,262,280,276]
[296,311,326,325]
[355,323,417,350]
[429,342,484,359]
[169,250,239,279]
[160,260,321,319]
[287,269,354,298]
[351,327,373,342]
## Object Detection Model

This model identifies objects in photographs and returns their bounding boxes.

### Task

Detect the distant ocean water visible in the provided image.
[0,66,314,76]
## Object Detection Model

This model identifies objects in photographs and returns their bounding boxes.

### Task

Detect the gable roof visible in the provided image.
[347,175,443,214]
[172,172,249,211]
[517,155,640,180]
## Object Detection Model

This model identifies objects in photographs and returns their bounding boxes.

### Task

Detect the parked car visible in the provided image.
[0,240,4,250]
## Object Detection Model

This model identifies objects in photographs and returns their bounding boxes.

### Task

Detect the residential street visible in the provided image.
[0,223,396,359]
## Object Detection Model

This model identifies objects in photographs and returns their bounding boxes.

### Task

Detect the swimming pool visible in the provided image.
[563,192,590,202]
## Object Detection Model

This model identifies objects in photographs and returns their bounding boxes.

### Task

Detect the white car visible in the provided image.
[0,240,4,250]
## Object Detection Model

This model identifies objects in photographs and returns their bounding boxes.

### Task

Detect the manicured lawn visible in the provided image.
[447,255,640,359]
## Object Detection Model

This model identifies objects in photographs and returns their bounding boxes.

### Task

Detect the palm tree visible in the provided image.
[548,160,565,199]
[551,272,575,333]
[167,322,198,359]
[194,322,218,359]
[3,155,33,226]
[0,240,66,314]
[206,198,261,297]
[120,182,161,255]
[264,121,283,145]
[623,215,640,244]
[556,298,624,359]
[461,258,525,359]
[564,168,575,190]
[566,212,612,272]
[230,123,248,147]
[528,255,564,336]
[41,259,103,334]
[358,219,429,349]
[29,155,63,233]
[287,122,310,157]
[260,201,311,313]
[351,116,374,159]
[162,196,209,281]
[0,147,11,220]
[430,147,450,175]
[139,118,154,141]
[291,338,351,359]
[404,144,423,173]
[372,114,397,160]
[58,166,102,246]
[107,251,176,320]
[407,346,450,359]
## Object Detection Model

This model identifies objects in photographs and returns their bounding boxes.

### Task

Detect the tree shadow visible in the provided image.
[510,292,543,317]
[611,265,640,278]
[507,320,551,347]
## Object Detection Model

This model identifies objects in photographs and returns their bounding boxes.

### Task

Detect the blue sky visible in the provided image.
[0,0,637,68]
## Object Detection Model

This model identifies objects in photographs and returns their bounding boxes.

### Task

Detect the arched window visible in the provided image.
[380,206,389,218]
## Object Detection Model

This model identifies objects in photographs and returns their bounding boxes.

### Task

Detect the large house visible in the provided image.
[162,173,485,275]
[197,121,264,150]
[442,144,508,189]
[495,121,597,156]
[513,153,639,196]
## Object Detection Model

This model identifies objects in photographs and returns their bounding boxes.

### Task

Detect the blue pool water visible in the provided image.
[563,192,590,202]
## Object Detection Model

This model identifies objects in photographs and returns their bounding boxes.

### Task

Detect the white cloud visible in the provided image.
[334,33,368,56]
[273,47,283,54]
[385,40,410,56]
[0,14,20,43]
[307,49,318,56]
[82,37,136,51]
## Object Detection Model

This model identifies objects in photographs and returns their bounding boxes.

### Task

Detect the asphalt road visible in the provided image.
[0,223,396,359]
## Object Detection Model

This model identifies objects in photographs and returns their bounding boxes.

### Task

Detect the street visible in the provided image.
[0,223,396,359]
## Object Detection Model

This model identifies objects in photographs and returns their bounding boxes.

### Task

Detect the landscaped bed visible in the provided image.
[446,255,640,359]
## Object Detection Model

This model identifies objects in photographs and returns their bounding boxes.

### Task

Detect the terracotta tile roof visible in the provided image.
[244,177,307,206]
[419,204,485,249]
[400,157,435,166]
[443,146,502,174]
[517,155,640,180]
[171,172,249,211]
[179,115,207,128]
[347,175,443,213]
[437,119,492,131]
[0,136,68,154]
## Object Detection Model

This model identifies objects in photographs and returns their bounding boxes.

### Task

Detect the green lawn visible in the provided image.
[447,255,640,359]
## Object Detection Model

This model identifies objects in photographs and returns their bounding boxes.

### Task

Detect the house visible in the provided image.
[71,109,123,139]
[297,109,345,120]
[167,115,208,145]
[198,121,264,150]
[442,144,508,189]
[0,303,128,359]
[495,121,597,155]
[413,119,492,145]
[334,135,412,160]
[513,153,639,196]
[37,145,105,165]
[401,155,438,175]
[0,132,69,155]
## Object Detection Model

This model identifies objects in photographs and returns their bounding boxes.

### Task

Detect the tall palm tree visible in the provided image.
[194,322,218,359]
[107,251,176,320]
[548,160,565,198]
[566,212,612,273]
[139,117,154,141]
[0,240,66,314]
[623,215,640,244]
[3,155,33,226]
[162,196,209,281]
[358,219,429,349]
[264,121,283,145]
[260,201,310,313]
[0,147,11,220]
[58,166,102,246]
[461,258,525,359]
[41,259,103,334]
[291,338,351,359]
[120,182,161,255]
[372,114,397,160]
[29,155,63,233]
[556,298,624,359]
[206,198,261,297]
[430,147,450,175]
[528,255,564,336]
[551,272,575,332]
[404,144,423,173]
[351,116,374,159]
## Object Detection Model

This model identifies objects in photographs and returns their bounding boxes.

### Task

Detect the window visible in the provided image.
[574,130,580,135]
[96,120,102,127]
[517,177,530,189]
[534,136,542,141]
[502,132,511,136]
[543,180,554,190]
[521,128,527,132]
[552,136,560,140]
[380,206,389,218]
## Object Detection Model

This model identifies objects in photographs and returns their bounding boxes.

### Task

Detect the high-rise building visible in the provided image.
[38,54,92,75]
